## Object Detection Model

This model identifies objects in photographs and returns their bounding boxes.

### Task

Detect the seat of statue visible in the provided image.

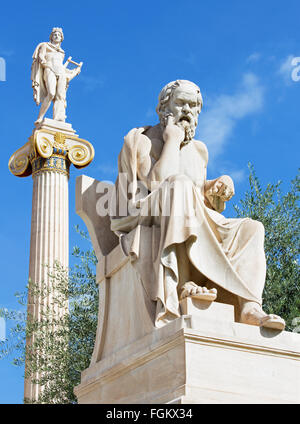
[76,175,155,363]
[75,174,240,363]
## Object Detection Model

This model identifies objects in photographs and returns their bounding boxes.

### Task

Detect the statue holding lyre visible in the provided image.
[31,27,83,124]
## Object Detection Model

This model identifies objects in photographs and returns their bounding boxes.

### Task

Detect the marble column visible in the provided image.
[9,119,94,402]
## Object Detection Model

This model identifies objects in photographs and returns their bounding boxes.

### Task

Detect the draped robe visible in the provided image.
[111,126,266,327]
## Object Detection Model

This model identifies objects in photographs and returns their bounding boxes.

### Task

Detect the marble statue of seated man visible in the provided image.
[110,79,285,331]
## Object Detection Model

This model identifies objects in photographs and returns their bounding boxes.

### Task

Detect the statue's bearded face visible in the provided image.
[166,86,200,141]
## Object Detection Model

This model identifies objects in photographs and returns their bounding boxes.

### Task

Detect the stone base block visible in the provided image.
[75,301,300,404]
[180,297,234,321]
[34,118,78,137]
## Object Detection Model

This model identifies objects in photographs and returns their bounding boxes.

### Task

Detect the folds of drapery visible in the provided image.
[31,43,48,106]
[111,127,266,327]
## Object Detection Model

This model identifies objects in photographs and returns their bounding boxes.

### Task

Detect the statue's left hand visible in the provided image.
[73,67,81,77]
[66,66,82,82]
[212,175,235,201]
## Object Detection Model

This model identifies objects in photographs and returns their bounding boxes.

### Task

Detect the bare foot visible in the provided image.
[179,281,217,302]
[240,302,285,331]
[35,118,44,126]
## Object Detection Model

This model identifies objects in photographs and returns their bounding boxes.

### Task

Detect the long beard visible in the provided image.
[177,119,197,141]
[160,113,197,141]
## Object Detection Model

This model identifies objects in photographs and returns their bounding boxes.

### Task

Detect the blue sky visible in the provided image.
[0,0,299,403]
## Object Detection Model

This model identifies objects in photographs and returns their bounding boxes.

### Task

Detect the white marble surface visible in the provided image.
[75,306,300,404]
[31,28,82,124]
[110,80,285,331]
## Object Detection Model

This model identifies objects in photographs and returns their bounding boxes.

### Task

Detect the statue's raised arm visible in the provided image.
[31,27,83,125]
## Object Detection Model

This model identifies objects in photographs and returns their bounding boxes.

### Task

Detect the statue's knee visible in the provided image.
[48,92,55,101]
[55,93,65,101]
[244,219,265,238]
[253,219,264,234]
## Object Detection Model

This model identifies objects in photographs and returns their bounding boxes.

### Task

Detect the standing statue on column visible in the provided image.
[31,27,82,124]
[9,27,94,403]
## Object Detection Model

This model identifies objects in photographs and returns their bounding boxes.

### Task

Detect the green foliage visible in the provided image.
[0,229,98,404]
[234,165,300,330]
[0,292,26,366]
[67,238,98,401]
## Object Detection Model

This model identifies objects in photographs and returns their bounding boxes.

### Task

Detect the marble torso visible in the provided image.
[43,43,65,76]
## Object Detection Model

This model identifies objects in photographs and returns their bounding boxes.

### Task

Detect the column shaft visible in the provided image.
[24,169,69,401]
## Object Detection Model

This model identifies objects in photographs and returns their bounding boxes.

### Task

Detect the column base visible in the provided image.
[74,300,300,404]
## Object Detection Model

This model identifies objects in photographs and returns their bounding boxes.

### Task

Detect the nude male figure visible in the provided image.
[31,27,82,124]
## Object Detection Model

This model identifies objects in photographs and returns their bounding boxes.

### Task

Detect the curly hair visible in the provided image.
[49,27,64,43]
[156,80,203,125]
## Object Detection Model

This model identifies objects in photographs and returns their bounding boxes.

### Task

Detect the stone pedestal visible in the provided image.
[75,300,300,404]
[9,119,94,402]
[74,174,300,405]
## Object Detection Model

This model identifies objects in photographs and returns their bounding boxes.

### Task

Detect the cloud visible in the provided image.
[277,55,295,85]
[0,48,14,57]
[216,166,246,184]
[246,52,261,64]
[197,73,264,163]
[227,168,246,183]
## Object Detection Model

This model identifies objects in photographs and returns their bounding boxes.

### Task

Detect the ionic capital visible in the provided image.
[9,127,95,178]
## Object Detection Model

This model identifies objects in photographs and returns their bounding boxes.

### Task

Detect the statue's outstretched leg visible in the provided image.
[239,299,285,330]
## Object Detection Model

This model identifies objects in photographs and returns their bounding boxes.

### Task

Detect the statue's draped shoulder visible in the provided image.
[193,139,209,166]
